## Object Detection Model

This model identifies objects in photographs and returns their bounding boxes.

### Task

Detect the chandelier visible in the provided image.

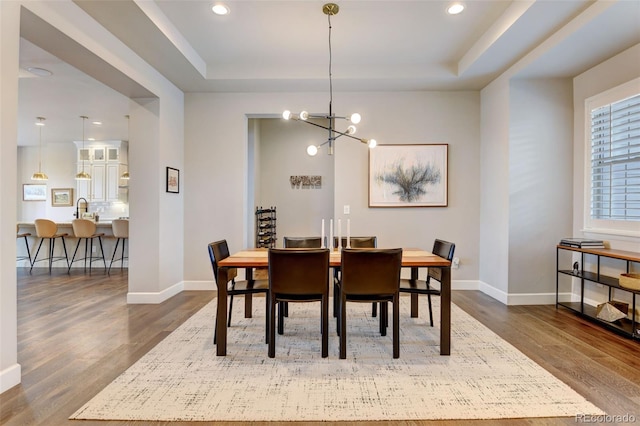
[75,115,91,180]
[282,3,377,156]
[31,117,48,181]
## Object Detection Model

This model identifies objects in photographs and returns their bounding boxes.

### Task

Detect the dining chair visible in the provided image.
[30,219,70,274]
[282,236,323,248]
[108,219,128,274]
[331,236,377,317]
[68,219,107,274]
[338,248,402,359]
[281,236,324,318]
[208,240,269,344]
[17,224,32,267]
[399,239,455,326]
[267,248,330,358]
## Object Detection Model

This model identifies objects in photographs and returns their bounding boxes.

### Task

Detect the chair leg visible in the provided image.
[48,238,55,274]
[108,238,120,274]
[60,236,69,269]
[268,298,277,358]
[372,302,377,317]
[68,239,83,274]
[427,293,434,327]
[277,301,284,335]
[339,296,347,359]
[380,302,387,336]
[98,236,107,272]
[321,295,328,358]
[227,294,234,327]
[393,295,400,359]
[120,239,127,270]
[30,239,45,273]
[264,294,269,344]
[23,235,32,266]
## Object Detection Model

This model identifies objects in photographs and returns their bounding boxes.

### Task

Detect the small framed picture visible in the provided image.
[51,188,74,206]
[166,167,179,193]
[23,184,47,201]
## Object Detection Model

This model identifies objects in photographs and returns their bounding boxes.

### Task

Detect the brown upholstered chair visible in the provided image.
[30,219,70,274]
[17,224,32,267]
[267,248,330,358]
[281,236,324,318]
[209,240,269,344]
[399,239,455,326]
[338,248,402,359]
[331,236,377,317]
[108,219,129,273]
[68,219,107,274]
[282,236,323,248]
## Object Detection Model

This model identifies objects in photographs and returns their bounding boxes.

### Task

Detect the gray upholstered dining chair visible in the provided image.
[208,240,269,343]
[267,248,330,358]
[338,248,402,359]
[399,239,455,326]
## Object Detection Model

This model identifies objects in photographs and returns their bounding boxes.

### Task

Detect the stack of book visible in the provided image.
[559,238,605,248]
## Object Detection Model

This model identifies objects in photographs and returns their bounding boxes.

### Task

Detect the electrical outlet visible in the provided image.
[452,257,460,269]
[344,205,350,214]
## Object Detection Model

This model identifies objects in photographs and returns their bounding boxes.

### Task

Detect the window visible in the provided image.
[585,78,640,236]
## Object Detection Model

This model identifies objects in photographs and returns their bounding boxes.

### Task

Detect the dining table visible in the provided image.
[215,248,452,356]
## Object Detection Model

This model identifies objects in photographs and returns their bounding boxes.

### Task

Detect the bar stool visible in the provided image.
[30,219,70,274]
[16,224,32,267]
[108,219,129,274]
[68,219,107,274]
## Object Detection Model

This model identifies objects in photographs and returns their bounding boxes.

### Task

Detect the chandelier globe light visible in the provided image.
[282,3,377,156]
[75,115,91,181]
[31,117,49,181]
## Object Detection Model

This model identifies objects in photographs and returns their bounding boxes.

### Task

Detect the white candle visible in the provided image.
[338,219,342,250]
[347,219,351,248]
[321,219,325,248]
[329,219,334,252]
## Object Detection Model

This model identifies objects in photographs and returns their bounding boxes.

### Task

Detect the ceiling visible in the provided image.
[17,0,640,146]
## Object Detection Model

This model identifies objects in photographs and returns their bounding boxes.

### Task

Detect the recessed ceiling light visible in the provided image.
[447,3,465,15]
[88,138,96,141]
[25,67,52,77]
[212,4,229,15]
[92,121,102,125]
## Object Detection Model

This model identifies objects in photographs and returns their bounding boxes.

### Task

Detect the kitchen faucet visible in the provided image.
[74,197,88,219]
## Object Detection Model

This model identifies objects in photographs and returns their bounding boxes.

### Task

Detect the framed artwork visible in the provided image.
[23,184,47,201]
[369,144,448,207]
[51,188,73,206]
[166,167,180,193]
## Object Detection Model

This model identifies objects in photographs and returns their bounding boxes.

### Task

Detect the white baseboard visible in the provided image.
[478,281,560,305]
[0,363,21,394]
[127,281,184,304]
[183,280,216,291]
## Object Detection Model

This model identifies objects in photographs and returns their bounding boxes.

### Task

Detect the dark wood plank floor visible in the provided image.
[1,268,639,425]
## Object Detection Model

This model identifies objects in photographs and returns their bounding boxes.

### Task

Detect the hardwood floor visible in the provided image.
[1,268,639,425]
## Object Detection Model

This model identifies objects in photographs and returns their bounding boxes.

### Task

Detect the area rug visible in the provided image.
[71,297,604,421]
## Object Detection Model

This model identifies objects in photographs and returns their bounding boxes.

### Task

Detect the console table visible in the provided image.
[556,245,639,339]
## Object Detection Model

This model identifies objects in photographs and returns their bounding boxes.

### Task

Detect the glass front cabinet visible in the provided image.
[75,140,128,202]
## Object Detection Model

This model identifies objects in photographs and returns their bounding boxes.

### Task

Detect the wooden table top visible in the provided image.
[219,248,451,268]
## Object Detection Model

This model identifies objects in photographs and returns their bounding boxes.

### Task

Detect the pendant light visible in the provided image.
[282,3,377,156]
[121,115,130,180]
[75,115,91,180]
[31,117,48,181]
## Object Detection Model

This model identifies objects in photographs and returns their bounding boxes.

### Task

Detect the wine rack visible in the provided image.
[255,206,276,248]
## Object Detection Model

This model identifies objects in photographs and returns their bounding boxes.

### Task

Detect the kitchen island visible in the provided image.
[17,220,127,270]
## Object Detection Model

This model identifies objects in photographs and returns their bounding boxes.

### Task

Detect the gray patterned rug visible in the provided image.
[71,296,603,421]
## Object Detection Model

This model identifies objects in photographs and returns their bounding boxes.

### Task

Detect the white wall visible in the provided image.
[572,44,640,253]
[183,91,481,283]
[0,0,22,396]
[508,79,574,297]
[258,118,334,245]
[1,0,184,392]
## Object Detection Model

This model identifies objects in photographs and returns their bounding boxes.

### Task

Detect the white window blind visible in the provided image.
[590,93,640,222]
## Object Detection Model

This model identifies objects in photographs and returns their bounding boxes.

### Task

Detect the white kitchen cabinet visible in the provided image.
[75,140,128,202]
